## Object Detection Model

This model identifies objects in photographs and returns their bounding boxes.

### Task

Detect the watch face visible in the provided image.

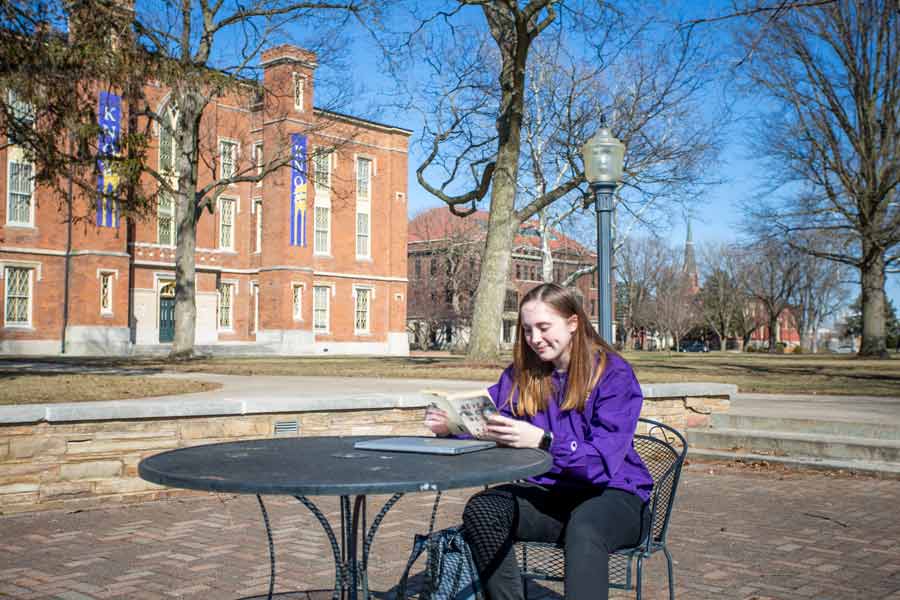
[540,431,552,450]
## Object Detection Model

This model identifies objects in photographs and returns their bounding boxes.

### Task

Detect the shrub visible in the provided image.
[792,345,804,354]
[775,342,787,354]
[745,345,757,353]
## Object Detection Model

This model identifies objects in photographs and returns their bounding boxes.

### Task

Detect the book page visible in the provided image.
[424,389,498,439]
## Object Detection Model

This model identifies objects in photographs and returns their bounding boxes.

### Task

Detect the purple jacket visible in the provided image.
[489,353,653,503]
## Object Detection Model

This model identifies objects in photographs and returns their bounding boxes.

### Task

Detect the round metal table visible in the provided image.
[138,435,551,600]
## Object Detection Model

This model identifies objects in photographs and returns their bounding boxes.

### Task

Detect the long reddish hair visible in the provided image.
[508,283,617,416]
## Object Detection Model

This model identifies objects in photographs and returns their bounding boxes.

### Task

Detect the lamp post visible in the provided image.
[582,115,625,343]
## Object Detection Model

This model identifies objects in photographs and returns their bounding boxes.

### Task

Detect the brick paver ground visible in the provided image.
[1,461,898,600]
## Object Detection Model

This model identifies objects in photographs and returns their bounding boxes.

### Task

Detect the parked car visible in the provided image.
[679,341,709,353]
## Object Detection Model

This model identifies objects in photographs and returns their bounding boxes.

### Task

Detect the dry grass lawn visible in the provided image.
[627,352,900,396]
[0,373,220,405]
[1,352,897,405]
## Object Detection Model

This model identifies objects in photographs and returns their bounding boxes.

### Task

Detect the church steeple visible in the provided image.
[682,218,699,293]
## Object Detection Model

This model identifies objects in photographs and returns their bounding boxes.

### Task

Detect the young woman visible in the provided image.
[424,283,653,600]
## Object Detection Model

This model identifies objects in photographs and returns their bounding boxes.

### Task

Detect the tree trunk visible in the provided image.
[859,249,887,358]
[171,95,202,358]
[466,7,528,361]
[172,189,198,357]
[468,210,518,359]
[767,314,778,353]
[810,317,820,353]
[540,210,553,282]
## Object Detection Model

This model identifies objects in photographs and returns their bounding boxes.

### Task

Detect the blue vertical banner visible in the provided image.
[97,91,121,228]
[290,133,308,247]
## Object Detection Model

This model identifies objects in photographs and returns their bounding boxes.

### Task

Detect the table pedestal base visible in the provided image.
[257,493,404,600]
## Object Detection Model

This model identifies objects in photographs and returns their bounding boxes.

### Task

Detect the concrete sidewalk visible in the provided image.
[1,461,898,600]
[94,373,900,428]
[730,392,900,424]
[10,357,900,424]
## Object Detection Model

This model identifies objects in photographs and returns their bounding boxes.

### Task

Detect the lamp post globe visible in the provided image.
[581,116,625,343]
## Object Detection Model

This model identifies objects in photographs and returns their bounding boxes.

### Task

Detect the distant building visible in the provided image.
[746,306,801,350]
[407,207,597,351]
[1,45,411,355]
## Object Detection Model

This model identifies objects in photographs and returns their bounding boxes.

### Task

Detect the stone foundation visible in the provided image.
[0,383,733,514]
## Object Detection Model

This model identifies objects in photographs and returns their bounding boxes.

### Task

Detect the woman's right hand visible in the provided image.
[424,406,451,437]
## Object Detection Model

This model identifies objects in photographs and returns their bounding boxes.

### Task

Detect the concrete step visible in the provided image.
[711,414,900,440]
[687,427,900,463]
[689,448,900,478]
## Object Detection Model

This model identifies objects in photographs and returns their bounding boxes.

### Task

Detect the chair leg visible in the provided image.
[663,547,675,600]
[635,555,643,600]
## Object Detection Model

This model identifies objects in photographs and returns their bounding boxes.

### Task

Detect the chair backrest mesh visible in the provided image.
[632,419,687,543]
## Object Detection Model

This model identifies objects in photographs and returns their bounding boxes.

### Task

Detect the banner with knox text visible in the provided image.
[97,91,121,228]
[290,134,308,247]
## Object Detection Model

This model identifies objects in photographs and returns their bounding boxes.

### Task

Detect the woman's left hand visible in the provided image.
[483,414,545,448]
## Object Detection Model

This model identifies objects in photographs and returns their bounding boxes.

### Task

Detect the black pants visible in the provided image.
[462,483,649,600]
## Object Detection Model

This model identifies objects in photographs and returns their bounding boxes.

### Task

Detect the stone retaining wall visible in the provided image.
[0,383,733,514]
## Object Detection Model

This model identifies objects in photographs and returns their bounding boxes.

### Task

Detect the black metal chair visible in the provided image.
[516,417,688,600]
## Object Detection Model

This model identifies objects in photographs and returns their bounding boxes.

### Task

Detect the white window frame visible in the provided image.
[314,151,331,192]
[6,90,35,146]
[292,73,305,111]
[355,156,373,260]
[158,103,179,177]
[313,284,331,334]
[356,156,373,201]
[3,266,33,328]
[251,281,259,333]
[6,155,34,226]
[217,280,237,331]
[98,269,117,316]
[314,204,331,256]
[158,191,176,246]
[218,196,237,250]
[292,282,305,322]
[253,197,263,253]
[353,285,374,335]
[218,138,238,181]
[356,209,370,259]
[253,141,264,187]
[313,151,332,256]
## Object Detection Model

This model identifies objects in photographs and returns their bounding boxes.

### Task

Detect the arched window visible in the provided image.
[157,103,179,245]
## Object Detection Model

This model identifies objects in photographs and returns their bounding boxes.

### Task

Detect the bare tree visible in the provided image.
[407,209,483,350]
[735,1,900,357]
[401,2,722,359]
[615,236,669,349]
[647,250,699,352]
[697,243,745,351]
[792,234,851,351]
[742,239,803,352]
[1,0,153,213]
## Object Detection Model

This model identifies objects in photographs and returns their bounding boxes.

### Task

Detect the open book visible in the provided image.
[424,389,499,439]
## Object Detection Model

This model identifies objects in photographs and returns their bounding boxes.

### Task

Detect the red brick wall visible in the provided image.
[1,44,409,352]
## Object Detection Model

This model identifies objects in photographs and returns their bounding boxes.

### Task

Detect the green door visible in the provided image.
[159,282,175,343]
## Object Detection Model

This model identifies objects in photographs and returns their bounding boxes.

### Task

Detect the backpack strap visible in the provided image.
[396,533,429,599]
[427,491,442,536]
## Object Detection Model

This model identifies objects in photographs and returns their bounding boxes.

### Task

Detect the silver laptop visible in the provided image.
[354,437,496,455]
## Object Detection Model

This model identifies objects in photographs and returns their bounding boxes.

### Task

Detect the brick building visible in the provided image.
[407,207,598,351]
[1,45,411,355]
[747,306,801,349]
